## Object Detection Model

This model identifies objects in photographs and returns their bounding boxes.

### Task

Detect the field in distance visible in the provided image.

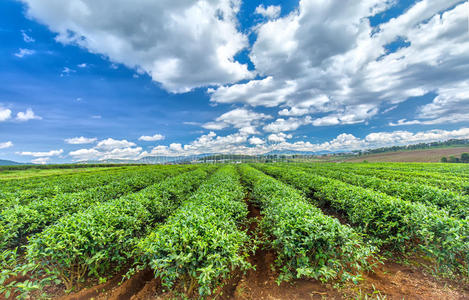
[344,146,469,163]
[0,162,467,299]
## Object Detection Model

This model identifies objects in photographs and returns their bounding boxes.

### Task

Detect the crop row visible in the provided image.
[0,166,147,210]
[300,163,468,195]
[0,166,133,192]
[290,164,468,218]
[238,165,375,283]
[137,165,250,296]
[0,165,192,250]
[22,166,214,291]
[343,163,469,181]
[255,164,469,277]
[344,162,469,177]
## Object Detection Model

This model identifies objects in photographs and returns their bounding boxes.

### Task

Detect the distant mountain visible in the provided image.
[0,159,24,166]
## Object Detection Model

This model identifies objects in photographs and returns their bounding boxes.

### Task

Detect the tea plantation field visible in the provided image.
[0,163,467,299]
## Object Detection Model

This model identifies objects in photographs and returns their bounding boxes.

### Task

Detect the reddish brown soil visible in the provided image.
[53,255,468,300]
[345,147,469,163]
[229,203,343,300]
[354,261,469,300]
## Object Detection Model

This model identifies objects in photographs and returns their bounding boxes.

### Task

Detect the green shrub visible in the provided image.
[137,166,250,297]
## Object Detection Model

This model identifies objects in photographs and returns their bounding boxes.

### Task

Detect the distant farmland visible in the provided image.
[346,146,469,163]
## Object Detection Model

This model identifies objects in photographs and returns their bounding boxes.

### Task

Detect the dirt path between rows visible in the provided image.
[228,200,343,300]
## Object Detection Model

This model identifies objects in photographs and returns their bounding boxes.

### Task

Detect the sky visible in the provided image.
[0,0,468,164]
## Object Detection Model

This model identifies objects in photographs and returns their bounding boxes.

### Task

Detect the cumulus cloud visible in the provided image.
[14,48,35,58]
[95,138,136,151]
[140,131,252,157]
[209,0,469,127]
[21,0,253,93]
[267,133,292,143]
[68,148,102,161]
[202,108,271,131]
[32,157,49,164]
[66,127,469,160]
[311,104,378,126]
[65,136,97,144]
[69,146,143,161]
[69,138,142,161]
[138,133,165,142]
[16,108,42,121]
[263,117,311,133]
[18,149,63,157]
[249,136,265,145]
[255,4,281,19]
[0,107,12,122]
[140,127,469,157]
[209,77,296,107]
[0,141,13,149]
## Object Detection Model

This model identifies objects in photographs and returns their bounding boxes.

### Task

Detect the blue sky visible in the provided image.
[0,0,468,163]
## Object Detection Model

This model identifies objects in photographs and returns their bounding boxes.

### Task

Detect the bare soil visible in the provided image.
[345,147,469,163]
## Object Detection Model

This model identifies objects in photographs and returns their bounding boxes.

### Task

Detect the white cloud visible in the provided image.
[363,128,469,146]
[14,48,35,58]
[101,147,143,160]
[202,121,228,130]
[267,132,292,143]
[209,76,296,107]
[32,157,49,164]
[21,0,253,93]
[69,138,142,161]
[249,136,265,145]
[255,4,281,19]
[69,146,143,161]
[169,143,183,152]
[96,138,136,151]
[263,117,311,133]
[414,81,469,125]
[61,67,75,76]
[140,131,252,157]
[311,104,378,126]
[239,126,259,135]
[382,105,398,114]
[21,30,35,42]
[202,108,271,131]
[141,127,469,157]
[68,148,101,161]
[19,149,63,157]
[16,108,42,121]
[0,141,13,149]
[138,133,165,142]
[209,0,469,127]
[0,107,12,122]
[65,136,97,144]
[77,63,87,68]
[389,119,422,126]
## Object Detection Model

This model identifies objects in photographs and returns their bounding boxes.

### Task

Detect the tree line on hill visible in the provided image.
[357,138,469,155]
[441,153,469,163]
